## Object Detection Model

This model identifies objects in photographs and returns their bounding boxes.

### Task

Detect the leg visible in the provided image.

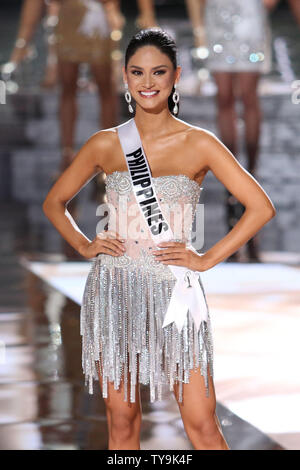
[90,61,118,130]
[56,61,81,257]
[95,354,142,450]
[173,363,230,450]
[213,72,241,260]
[57,60,79,172]
[89,61,118,201]
[213,71,238,155]
[237,71,261,176]
[237,72,262,261]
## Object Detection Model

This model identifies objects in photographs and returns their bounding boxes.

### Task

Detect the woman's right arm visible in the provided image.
[43,131,125,259]
[10,0,45,64]
[185,0,206,48]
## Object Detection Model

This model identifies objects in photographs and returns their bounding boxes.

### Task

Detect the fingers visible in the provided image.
[160,259,184,266]
[154,247,185,255]
[158,255,184,263]
[153,242,188,265]
[100,239,126,256]
[153,246,185,258]
[96,230,126,256]
[156,241,186,249]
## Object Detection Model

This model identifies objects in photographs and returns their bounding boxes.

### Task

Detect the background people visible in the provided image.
[186,0,280,262]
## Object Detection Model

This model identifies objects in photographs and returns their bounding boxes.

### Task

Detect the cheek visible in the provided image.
[126,76,137,89]
[159,74,175,92]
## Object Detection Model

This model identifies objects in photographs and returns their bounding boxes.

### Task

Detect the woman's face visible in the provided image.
[123,45,181,114]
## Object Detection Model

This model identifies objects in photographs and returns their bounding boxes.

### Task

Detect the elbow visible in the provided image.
[42,197,66,218]
[42,196,63,217]
[247,203,276,223]
[267,203,277,220]
[262,203,277,222]
[42,198,51,218]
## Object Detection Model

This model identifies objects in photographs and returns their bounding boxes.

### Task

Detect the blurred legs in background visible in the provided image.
[58,61,79,174]
[213,71,262,262]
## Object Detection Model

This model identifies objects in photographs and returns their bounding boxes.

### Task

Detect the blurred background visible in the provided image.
[0,0,299,451]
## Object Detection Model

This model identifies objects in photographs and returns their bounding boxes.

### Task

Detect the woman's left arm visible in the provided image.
[196,130,276,270]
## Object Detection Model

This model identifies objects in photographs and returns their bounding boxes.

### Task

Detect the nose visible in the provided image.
[142,73,154,89]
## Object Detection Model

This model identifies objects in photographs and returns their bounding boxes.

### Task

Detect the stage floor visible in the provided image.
[11,253,298,450]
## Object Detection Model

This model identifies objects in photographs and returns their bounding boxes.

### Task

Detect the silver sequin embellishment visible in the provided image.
[80,172,214,403]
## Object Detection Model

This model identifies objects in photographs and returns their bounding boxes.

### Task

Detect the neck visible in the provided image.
[133,106,175,140]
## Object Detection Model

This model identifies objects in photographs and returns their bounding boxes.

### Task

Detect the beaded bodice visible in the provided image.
[97,171,202,278]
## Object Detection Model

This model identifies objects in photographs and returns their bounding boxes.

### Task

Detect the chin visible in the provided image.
[135,99,168,114]
[140,105,164,114]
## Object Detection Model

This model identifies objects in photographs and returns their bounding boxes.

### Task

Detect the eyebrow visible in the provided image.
[129,65,169,70]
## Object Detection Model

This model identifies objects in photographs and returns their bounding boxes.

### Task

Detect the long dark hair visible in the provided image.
[124,28,179,116]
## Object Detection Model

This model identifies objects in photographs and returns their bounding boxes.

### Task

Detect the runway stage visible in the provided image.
[6,254,297,450]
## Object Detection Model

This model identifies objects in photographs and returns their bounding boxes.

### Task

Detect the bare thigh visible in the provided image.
[173,361,217,424]
[90,62,115,94]
[213,71,236,105]
[236,71,260,103]
[57,61,79,92]
[95,353,142,424]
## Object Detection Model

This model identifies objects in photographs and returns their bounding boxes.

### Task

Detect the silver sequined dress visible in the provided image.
[204,0,272,73]
[80,171,214,403]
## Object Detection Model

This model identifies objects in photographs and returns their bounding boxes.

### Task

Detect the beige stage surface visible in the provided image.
[22,256,300,450]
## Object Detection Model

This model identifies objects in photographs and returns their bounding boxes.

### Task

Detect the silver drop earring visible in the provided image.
[124,83,134,114]
[172,84,179,115]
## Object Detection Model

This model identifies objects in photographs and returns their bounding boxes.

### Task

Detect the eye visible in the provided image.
[154,70,166,75]
[131,70,142,76]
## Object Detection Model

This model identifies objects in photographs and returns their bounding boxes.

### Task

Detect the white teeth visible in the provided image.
[140,91,158,96]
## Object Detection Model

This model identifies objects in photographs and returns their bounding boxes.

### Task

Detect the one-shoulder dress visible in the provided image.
[80,171,214,403]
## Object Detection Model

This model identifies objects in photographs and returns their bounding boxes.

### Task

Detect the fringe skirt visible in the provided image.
[80,253,214,403]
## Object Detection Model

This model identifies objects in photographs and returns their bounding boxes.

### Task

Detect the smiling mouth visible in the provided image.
[139,91,159,98]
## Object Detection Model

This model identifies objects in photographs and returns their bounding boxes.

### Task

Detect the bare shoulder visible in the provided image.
[174,118,219,149]
[84,127,121,168]
[178,120,234,171]
[86,127,120,152]
[187,127,218,148]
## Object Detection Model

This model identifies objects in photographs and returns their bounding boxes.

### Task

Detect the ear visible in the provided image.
[174,65,182,86]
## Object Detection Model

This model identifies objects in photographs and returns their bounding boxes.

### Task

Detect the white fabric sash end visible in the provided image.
[162,266,208,333]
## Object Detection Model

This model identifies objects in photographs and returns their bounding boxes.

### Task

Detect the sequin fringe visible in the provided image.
[80,257,214,403]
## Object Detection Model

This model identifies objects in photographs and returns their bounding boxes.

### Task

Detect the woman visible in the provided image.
[41,0,158,88]
[8,0,123,259]
[187,0,279,261]
[53,0,122,173]
[7,0,155,184]
[8,0,122,168]
[43,29,276,450]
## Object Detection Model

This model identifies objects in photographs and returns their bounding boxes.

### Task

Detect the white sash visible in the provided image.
[117,118,208,333]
